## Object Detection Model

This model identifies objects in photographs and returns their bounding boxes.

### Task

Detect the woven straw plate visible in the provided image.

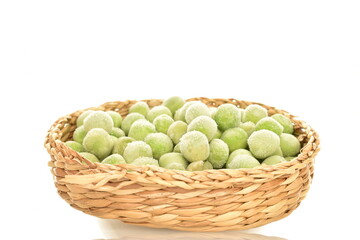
[44,97,320,232]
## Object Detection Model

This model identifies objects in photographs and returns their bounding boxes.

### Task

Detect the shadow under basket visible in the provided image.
[44,97,320,232]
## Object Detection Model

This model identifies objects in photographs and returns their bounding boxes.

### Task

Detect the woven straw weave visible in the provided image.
[44,97,320,232]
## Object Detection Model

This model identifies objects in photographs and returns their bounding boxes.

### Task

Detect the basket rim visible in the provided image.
[45,97,320,184]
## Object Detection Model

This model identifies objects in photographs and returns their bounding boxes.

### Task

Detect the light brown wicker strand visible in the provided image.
[44,98,320,232]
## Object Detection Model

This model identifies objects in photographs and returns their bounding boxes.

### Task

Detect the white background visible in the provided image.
[1,1,359,239]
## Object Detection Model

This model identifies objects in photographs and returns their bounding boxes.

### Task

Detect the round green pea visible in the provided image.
[107,111,122,128]
[65,140,84,152]
[102,154,126,165]
[128,119,156,141]
[174,101,198,122]
[162,96,185,114]
[132,157,159,167]
[109,127,125,138]
[239,121,256,136]
[76,110,94,127]
[255,117,284,135]
[112,137,135,155]
[187,161,213,171]
[167,121,188,144]
[159,152,188,169]
[173,143,181,153]
[187,116,218,141]
[144,133,174,159]
[121,113,145,135]
[185,102,211,123]
[248,129,280,159]
[180,131,210,162]
[214,103,241,131]
[79,152,99,163]
[262,155,285,165]
[82,128,114,160]
[243,104,268,124]
[153,114,174,134]
[146,106,172,123]
[123,141,153,163]
[164,162,186,170]
[83,111,114,133]
[226,154,260,169]
[73,126,87,144]
[228,149,253,163]
[207,139,229,169]
[221,127,248,152]
[280,133,301,157]
[129,102,150,116]
[271,114,294,134]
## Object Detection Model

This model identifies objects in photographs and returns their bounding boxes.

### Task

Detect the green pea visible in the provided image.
[221,128,248,152]
[129,102,150,116]
[255,117,284,135]
[121,113,145,135]
[153,114,174,134]
[83,111,114,133]
[146,106,172,123]
[262,155,285,165]
[271,113,294,134]
[187,116,218,141]
[123,141,153,163]
[207,139,229,169]
[128,119,156,141]
[65,141,84,152]
[180,131,210,162]
[112,137,135,155]
[185,102,211,123]
[162,96,185,114]
[73,126,87,144]
[226,154,260,169]
[102,154,126,165]
[106,111,123,128]
[76,110,94,127]
[109,127,125,138]
[79,152,99,163]
[131,157,159,167]
[144,133,174,159]
[248,129,280,159]
[280,133,301,157]
[167,121,188,144]
[243,104,268,124]
[82,128,114,159]
[214,103,241,131]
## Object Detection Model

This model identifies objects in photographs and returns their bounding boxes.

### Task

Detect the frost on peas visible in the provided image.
[221,128,248,152]
[144,133,174,159]
[248,129,280,160]
[174,101,198,122]
[280,133,301,157]
[73,126,87,144]
[129,101,150,116]
[65,141,84,152]
[239,121,256,136]
[112,137,135,155]
[162,96,185,114]
[187,116,218,141]
[102,154,126,165]
[83,111,114,133]
[106,111,123,128]
[214,103,242,131]
[255,117,284,136]
[76,110,94,127]
[146,106,172,123]
[82,128,114,160]
[185,102,211,124]
[167,121,188,144]
[79,152,99,163]
[209,107,218,118]
[243,104,268,124]
[128,119,156,141]
[187,160,213,171]
[123,141,153,163]
[121,113,145,135]
[271,113,294,134]
[131,157,159,167]
[173,143,180,153]
[213,129,222,139]
[207,139,229,169]
[180,131,210,162]
[109,127,125,138]
[227,149,253,163]
[153,114,174,134]
[159,152,188,170]
[262,155,285,165]
[226,154,260,169]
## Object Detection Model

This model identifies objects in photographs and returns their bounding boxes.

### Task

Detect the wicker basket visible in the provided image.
[44,97,320,232]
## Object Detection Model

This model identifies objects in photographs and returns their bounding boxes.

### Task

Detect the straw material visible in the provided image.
[44,97,320,232]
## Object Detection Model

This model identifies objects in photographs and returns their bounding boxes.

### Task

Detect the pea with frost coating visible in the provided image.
[144,133,173,159]
[280,133,301,157]
[65,141,84,152]
[271,114,294,134]
[128,119,156,141]
[107,111,122,128]
[129,102,150,116]
[221,128,248,152]
[132,157,159,167]
[112,137,135,155]
[76,110,94,127]
[153,114,174,134]
[187,161,213,171]
[102,154,126,165]
[167,121,187,144]
[185,102,211,123]
[207,139,229,169]
[226,154,260,169]
[121,113,145,135]
[82,128,114,159]
[255,117,284,135]
[123,141,153,163]
[248,129,280,159]
[262,155,285,165]
[187,116,218,141]
[73,126,87,144]
[146,106,172,123]
[83,111,114,133]
[214,103,241,131]
[162,96,185,114]
[180,131,210,162]
[243,104,268,124]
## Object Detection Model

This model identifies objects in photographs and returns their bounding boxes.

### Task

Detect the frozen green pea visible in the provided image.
[102,154,126,165]
[109,127,125,138]
[173,143,181,152]
[79,152,99,163]
[213,129,222,139]
[185,102,211,123]
[83,111,114,133]
[159,152,188,169]
[132,157,159,167]
[112,137,135,155]
[153,114,174,134]
[239,121,256,136]
[285,157,295,161]
[164,162,186,170]
[255,117,284,135]
[129,101,150,116]
[82,128,114,159]
[221,128,248,152]
[207,139,229,169]
[187,161,213,171]
[73,126,87,144]
[110,135,118,146]
[272,147,283,156]
[228,149,253,163]
[214,103,241,131]
[162,96,185,114]
[187,116,218,141]
[65,140,84,152]
[243,104,268,124]
[167,121,188,144]
[146,106,172,123]
[144,133,173,159]
[121,113,145,135]
[76,110,94,127]
[174,101,198,122]
[180,131,210,162]
[280,133,301,157]
[262,155,285,165]
[248,129,280,159]
[107,111,122,128]
[226,154,260,169]
[271,114,294,134]
[123,141,153,163]
[209,107,218,118]
[128,119,156,141]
